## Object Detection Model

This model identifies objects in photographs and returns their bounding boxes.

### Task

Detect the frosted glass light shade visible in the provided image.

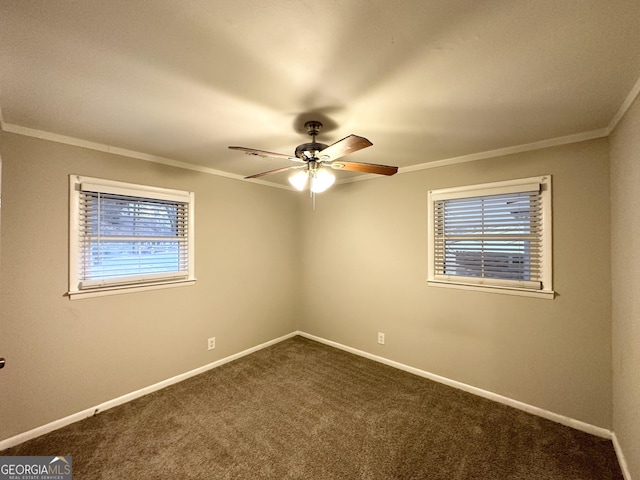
[310,169,335,193]
[289,170,309,191]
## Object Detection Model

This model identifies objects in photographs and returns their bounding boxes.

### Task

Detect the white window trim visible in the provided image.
[427,175,554,299]
[69,175,195,299]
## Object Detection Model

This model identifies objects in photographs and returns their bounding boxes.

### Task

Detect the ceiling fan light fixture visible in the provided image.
[310,169,335,193]
[289,170,309,191]
[230,118,397,194]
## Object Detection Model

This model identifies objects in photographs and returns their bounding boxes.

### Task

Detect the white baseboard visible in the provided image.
[297,331,613,439]
[2,328,624,473]
[297,332,638,479]
[0,331,297,451]
[612,432,633,480]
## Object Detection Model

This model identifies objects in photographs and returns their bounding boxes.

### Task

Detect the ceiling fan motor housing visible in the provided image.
[295,142,329,159]
[294,121,328,159]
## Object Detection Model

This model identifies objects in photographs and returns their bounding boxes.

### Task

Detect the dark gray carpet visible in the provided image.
[2,336,623,479]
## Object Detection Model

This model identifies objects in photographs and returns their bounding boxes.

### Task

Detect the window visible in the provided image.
[69,175,195,298]
[427,176,553,298]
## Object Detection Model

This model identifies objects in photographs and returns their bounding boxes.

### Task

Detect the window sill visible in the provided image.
[427,280,555,299]
[68,279,196,300]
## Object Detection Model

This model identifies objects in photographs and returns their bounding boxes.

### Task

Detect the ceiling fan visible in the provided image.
[228,121,398,193]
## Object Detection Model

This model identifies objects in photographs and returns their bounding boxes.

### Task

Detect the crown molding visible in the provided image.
[336,127,609,186]
[0,122,295,191]
[2,71,639,190]
[397,128,610,175]
[607,74,640,134]
[0,113,625,191]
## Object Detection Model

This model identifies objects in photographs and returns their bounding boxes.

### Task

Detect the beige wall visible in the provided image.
[610,94,640,479]
[0,130,619,446]
[299,138,613,429]
[0,132,301,440]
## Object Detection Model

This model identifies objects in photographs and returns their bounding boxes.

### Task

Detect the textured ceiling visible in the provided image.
[2,1,640,186]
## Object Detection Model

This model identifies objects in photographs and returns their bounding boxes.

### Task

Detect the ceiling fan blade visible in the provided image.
[229,146,296,161]
[329,161,398,176]
[245,165,304,179]
[317,135,373,162]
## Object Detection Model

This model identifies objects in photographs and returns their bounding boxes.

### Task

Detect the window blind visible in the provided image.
[432,185,543,290]
[77,189,190,289]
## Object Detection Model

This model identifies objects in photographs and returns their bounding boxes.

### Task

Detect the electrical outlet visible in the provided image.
[377,332,385,345]
[207,337,216,350]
